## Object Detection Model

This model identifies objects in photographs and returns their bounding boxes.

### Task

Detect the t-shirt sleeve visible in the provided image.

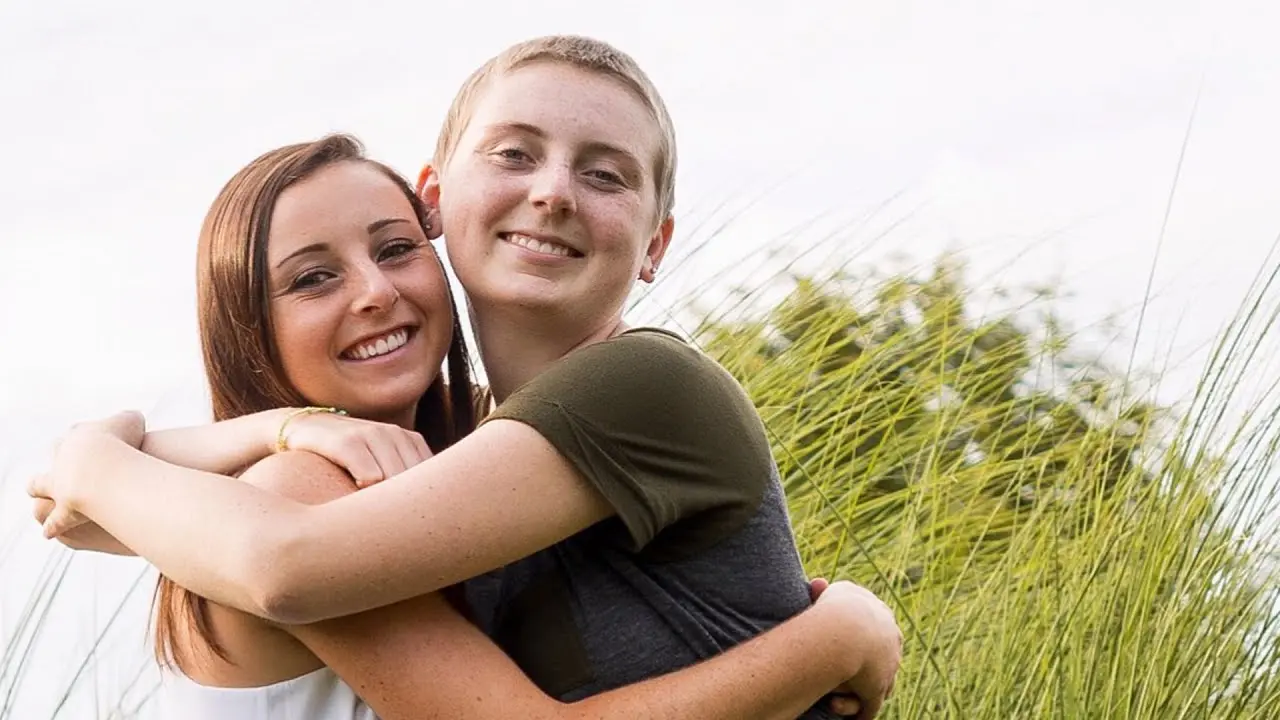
[484,329,773,554]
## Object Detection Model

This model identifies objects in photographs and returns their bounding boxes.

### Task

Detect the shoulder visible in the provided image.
[492,327,767,451]
[238,451,357,506]
[488,327,777,540]
[583,327,719,378]
[501,328,739,408]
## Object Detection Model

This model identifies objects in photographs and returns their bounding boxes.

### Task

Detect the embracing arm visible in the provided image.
[61,420,613,623]
[304,592,854,720]
[244,451,858,720]
[138,410,284,475]
[140,408,428,487]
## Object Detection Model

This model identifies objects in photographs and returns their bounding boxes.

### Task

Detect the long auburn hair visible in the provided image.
[154,134,476,673]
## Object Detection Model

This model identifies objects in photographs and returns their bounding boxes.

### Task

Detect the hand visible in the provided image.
[809,577,861,716]
[31,497,133,555]
[812,580,903,719]
[27,426,120,539]
[274,409,432,488]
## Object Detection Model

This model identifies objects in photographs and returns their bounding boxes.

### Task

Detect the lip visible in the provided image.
[339,325,416,363]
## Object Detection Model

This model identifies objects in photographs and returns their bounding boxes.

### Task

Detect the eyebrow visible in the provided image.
[272,218,413,270]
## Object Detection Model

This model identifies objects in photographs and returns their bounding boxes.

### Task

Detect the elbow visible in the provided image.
[237,517,320,625]
[252,578,312,626]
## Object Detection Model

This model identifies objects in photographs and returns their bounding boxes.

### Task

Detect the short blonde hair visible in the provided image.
[434,35,678,221]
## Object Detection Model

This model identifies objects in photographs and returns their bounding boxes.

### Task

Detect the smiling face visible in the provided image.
[432,61,673,333]
[266,161,452,424]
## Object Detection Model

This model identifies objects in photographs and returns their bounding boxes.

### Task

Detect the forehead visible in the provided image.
[465,62,661,164]
[268,162,415,254]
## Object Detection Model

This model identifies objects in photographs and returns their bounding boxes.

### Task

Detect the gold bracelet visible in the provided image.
[275,406,347,453]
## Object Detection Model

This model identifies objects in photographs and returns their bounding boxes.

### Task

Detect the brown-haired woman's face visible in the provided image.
[266,161,452,423]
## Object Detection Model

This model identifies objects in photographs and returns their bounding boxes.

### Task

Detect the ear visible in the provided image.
[416,164,443,240]
[638,215,675,284]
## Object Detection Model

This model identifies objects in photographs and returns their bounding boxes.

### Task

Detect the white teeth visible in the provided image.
[506,233,572,257]
[347,329,409,360]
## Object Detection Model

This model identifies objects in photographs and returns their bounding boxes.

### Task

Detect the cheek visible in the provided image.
[416,275,453,324]
[393,261,453,328]
[590,198,652,260]
[441,166,522,232]
[271,301,340,394]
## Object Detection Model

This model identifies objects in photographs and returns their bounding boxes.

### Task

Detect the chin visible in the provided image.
[358,381,436,414]
[472,274,570,313]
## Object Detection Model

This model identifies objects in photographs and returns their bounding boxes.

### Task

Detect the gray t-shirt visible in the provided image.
[465,328,838,718]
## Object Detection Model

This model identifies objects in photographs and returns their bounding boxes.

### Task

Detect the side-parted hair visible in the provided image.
[155,134,476,673]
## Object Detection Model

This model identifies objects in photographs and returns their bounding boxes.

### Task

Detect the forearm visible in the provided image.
[61,529,137,556]
[290,593,849,720]
[140,410,281,474]
[573,603,848,720]
[72,434,303,616]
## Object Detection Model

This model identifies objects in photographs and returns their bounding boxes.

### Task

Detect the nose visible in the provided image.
[350,262,399,315]
[528,161,576,218]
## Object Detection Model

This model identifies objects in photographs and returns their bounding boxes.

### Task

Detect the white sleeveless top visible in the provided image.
[149,667,377,720]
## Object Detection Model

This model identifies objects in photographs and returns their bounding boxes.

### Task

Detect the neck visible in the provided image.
[365,402,419,431]
[470,300,627,403]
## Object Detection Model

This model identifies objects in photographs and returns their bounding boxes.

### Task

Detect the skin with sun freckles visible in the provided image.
[28,52,901,720]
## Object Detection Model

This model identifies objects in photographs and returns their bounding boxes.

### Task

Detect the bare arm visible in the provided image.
[303,592,855,720]
[140,409,430,487]
[55,420,614,623]
[139,410,284,475]
[243,451,859,720]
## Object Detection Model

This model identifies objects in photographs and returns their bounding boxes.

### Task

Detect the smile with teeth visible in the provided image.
[343,328,410,361]
[502,232,579,258]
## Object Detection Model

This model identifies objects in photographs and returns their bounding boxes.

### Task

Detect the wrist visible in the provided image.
[61,430,125,511]
[258,408,294,456]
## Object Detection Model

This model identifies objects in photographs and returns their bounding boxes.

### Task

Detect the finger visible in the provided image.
[340,444,385,489]
[32,497,55,524]
[406,430,432,466]
[828,694,862,716]
[363,432,407,483]
[26,473,49,498]
[44,508,91,536]
[390,429,426,471]
[809,577,829,602]
[101,410,146,446]
[42,506,82,540]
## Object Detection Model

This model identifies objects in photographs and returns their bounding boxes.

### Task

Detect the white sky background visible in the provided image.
[3,0,1280,716]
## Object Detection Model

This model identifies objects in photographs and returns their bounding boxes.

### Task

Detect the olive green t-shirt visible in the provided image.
[464,328,836,718]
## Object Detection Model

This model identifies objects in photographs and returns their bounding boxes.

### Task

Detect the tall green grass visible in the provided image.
[2,249,1278,719]
[692,253,1280,718]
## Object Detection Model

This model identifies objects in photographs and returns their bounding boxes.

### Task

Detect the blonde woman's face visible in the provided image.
[437,62,671,330]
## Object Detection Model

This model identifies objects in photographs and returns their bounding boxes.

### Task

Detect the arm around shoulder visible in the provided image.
[242,418,615,624]
[231,450,362,623]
